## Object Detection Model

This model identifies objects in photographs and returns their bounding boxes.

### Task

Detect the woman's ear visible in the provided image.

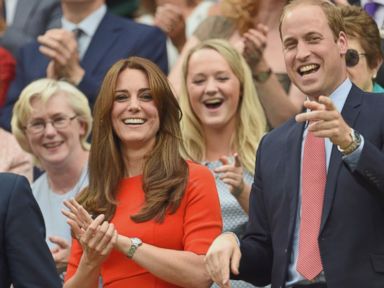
[78,119,87,136]
[373,59,383,79]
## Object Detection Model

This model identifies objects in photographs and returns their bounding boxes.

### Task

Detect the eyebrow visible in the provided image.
[304,31,323,39]
[29,113,66,121]
[282,37,296,46]
[283,31,323,45]
[114,88,151,93]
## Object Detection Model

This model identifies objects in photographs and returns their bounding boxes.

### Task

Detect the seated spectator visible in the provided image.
[0,172,61,288]
[0,0,61,56]
[62,56,222,287]
[11,78,92,277]
[0,127,32,181]
[340,5,384,92]
[169,0,305,128]
[0,0,167,131]
[0,47,15,108]
[179,39,267,288]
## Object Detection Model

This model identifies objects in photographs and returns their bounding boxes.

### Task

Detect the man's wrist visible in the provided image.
[337,129,362,155]
[252,68,272,83]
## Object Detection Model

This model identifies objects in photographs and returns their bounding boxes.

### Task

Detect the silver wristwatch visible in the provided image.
[126,237,142,259]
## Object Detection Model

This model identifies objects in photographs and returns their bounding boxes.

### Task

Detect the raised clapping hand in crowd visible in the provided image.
[154,3,186,52]
[214,153,251,213]
[62,200,118,268]
[242,23,268,69]
[37,29,85,85]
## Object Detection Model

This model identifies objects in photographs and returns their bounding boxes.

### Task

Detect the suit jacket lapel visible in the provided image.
[320,84,363,232]
[285,121,306,240]
[81,12,122,72]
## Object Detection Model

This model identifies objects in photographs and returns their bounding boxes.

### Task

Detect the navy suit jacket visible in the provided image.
[235,85,384,288]
[0,11,168,131]
[0,173,61,288]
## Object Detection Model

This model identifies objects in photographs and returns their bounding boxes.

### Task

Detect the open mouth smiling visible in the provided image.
[123,118,146,125]
[298,64,320,76]
[203,98,224,109]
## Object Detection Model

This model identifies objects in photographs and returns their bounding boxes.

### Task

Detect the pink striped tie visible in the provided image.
[297,131,326,280]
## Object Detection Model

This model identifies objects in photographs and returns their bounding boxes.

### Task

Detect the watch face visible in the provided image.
[337,129,361,155]
[131,237,142,247]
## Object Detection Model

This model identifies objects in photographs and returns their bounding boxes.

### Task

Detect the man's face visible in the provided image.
[281,4,348,99]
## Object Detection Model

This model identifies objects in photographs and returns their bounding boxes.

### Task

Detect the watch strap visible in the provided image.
[127,237,142,259]
[337,129,361,155]
[252,68,272,83]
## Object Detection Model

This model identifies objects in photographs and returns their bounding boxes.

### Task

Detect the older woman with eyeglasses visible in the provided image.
[11,78,92,277]
[340,5,384,93]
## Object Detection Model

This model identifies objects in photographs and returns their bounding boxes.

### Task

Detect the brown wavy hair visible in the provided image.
[77,57,188,223]
[340,5,383,70]
[220,0,260,34]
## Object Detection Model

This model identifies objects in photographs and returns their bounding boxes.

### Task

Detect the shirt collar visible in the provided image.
[61,4,107,37]
[329,78,352,113]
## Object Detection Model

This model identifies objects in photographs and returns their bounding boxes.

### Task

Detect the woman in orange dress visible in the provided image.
[63,56,222,288]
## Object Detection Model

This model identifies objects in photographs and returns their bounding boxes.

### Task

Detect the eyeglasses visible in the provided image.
[25,115,77,134]
[345,49,366,67]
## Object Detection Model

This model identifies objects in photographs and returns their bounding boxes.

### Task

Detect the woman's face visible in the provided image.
[346,38,377,92]
[186,48,241,130]
[25,92,85,169]
[111,68,160,152]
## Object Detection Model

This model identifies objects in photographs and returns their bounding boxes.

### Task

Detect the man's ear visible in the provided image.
[338,31,348,55]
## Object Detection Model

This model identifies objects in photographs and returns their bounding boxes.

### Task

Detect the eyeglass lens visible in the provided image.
[27,115,76,133]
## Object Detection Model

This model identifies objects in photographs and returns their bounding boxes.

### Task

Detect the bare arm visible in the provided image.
[252,58,304,127]
[243,25,304,128]
[117,235,212,288]
[168,35,200,97]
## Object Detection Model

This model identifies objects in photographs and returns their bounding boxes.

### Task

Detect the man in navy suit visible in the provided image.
[0,173,61,287]
[0,0,167,131]
[204,0,384,288]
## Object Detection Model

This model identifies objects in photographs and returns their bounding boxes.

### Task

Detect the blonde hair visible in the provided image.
[11,78,92,165]
[179,39,267,173]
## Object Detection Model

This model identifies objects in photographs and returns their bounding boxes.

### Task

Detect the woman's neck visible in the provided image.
[45,150,89,195]
[121,142,155,177]
[203,122,236,162]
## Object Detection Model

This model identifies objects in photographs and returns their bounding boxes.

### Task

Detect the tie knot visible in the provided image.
[72,28,83,41]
